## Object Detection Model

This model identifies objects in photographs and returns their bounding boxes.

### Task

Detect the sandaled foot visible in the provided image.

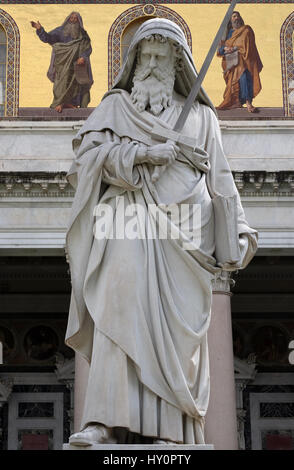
[55,105,63,113]
[246,102,257,113]
[69,424,115,447]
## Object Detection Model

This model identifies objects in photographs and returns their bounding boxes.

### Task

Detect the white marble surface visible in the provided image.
[220,121,294,171]
[63,443,214,450]
[0,121,81,172]
[0,120,293,253]
[1,198,293,252]
[0,120,293,173]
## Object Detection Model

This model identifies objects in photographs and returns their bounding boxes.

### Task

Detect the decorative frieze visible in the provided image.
[0,173,74,198]
[1,171,294,199]
[232,171,294,196]
[212,271,234,294]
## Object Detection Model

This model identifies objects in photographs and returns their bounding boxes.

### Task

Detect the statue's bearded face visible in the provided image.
[131,36,177,116]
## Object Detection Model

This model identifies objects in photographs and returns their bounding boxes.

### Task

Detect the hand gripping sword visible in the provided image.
[151,0,238,182]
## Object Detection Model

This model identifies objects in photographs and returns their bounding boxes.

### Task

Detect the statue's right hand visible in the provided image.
[145,142,179,166]
[31,21,42,30]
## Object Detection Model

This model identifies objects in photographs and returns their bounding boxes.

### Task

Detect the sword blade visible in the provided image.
[173,0,238,132]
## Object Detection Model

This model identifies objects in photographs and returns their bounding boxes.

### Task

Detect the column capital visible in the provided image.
[212,271,235,295]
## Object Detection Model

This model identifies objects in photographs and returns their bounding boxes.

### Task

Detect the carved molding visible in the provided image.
[1,171,293,199]
[233,171,294,196]
[212,271,234,294]
[0,172,73,198]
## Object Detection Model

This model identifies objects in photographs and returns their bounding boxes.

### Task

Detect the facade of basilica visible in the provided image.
[0,1,293,450]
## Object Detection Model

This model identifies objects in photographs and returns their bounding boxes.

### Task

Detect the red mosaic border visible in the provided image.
[108,4,192,89]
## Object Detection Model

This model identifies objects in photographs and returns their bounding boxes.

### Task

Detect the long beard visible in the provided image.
[63,22,81,40]
[131,62,176,116]
[232,19,242,30]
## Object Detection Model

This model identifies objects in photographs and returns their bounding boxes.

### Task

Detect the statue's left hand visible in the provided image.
[76,57,85,65]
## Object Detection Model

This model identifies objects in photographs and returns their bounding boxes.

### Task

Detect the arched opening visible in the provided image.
[280,11,294,116]
[108,4,192,89]
[121,16,154,62]
[0,9,20,117]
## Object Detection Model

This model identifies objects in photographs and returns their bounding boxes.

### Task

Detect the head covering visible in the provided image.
[61,11,84,30]
[113,18,215,112]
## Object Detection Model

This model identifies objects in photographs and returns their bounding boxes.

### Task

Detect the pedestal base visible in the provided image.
[63,444,214,450]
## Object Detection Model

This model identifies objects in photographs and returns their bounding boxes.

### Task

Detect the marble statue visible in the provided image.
[65,19,257,446]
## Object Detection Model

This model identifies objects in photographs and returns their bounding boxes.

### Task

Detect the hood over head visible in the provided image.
[61,11,84,30]
[113,18,215,113]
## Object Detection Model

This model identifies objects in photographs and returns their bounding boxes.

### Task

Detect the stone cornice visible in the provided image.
[0,121,84,132]
[0,173,74,198]
[220,121,294,133]
[0,120,293,132]
[1,171,293,199]
[233,171,294,196]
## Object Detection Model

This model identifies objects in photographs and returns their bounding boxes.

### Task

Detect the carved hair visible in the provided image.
[136,34,184,72]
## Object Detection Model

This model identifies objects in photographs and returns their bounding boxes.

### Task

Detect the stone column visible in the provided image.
[74,353,90,433]
[205,271,238,450]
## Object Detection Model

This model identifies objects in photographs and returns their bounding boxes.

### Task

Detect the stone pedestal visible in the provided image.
[204,272,238,450]
[63,444,214,450]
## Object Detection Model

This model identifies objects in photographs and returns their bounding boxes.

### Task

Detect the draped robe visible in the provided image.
[65,89,257,443]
